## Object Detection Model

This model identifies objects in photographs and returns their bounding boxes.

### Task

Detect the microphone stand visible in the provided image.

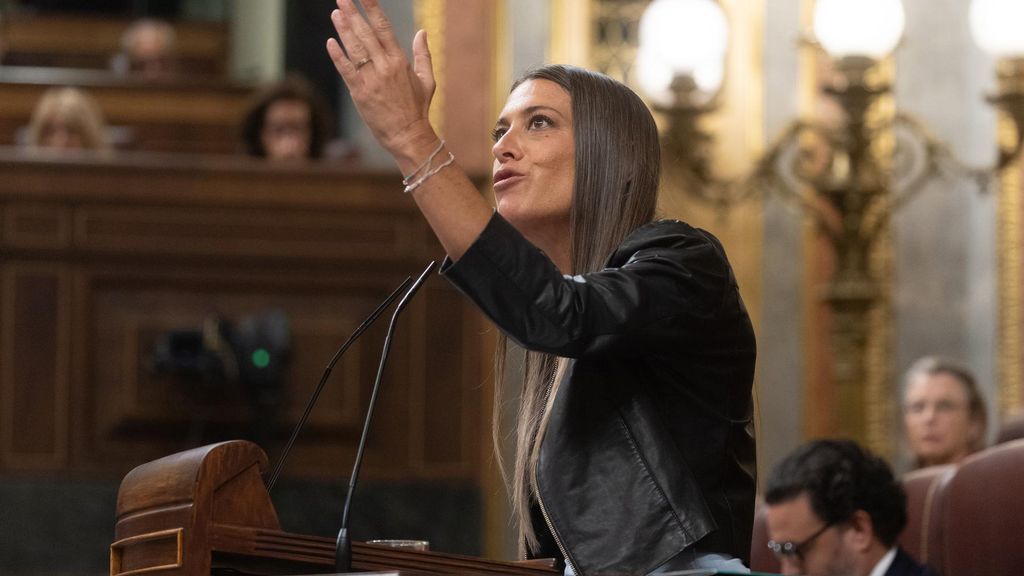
[264,275,414,493]
[335,260,436,573]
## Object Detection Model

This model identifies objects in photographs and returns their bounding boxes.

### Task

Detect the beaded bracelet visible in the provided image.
[402,139,446,186]
[403,152,455,193]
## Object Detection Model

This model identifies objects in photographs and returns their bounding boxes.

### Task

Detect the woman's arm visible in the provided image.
[444,215,744,358]
[326,0,492,262]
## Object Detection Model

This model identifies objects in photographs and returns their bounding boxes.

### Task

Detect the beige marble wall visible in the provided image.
[893,0,1000,467]
[758,0,808,487]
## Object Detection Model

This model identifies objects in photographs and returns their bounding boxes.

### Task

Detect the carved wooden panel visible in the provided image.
[2,203,72,249]
[73,205,410,261]
[0,264,71,469]
[0,151,491,483]
[84,270,405,467]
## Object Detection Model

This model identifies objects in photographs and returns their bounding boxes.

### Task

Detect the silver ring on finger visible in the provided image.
[355,57,373,70]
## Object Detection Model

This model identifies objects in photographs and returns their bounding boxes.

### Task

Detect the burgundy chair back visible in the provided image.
[929,439,1024,576]
[899,464,954,566]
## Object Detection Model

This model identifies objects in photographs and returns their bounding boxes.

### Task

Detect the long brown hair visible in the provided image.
[490,65,661,554]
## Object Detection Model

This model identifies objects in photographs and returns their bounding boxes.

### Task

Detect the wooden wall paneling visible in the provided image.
[421,285,475,475]
[81,266,411,473]
[0,152,410,214]
[0,262,71,470]
[73,204,410,263]
[0,67,253,154]
[406,280,429,475]
[2,202,73,249]
[4,15,230,75]
[0,151,488,487]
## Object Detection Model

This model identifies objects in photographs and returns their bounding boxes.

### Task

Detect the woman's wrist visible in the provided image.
[388,121,442,175]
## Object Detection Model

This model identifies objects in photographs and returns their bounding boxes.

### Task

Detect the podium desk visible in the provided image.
[111,440,557,576]
[0,151,497,570]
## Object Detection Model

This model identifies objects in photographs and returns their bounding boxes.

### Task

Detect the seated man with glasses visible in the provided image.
[763,439,936,576]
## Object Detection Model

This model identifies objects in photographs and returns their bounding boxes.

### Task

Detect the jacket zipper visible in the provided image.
[536,480,578,574]
[531,359,579,575]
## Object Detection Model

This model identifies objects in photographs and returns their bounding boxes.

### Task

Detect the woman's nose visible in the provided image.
[492,128,521,161]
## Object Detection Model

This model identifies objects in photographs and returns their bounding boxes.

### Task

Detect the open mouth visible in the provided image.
[493,169,524,189]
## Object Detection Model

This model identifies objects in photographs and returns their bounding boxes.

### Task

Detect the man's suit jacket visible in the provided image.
[886,547,939,576]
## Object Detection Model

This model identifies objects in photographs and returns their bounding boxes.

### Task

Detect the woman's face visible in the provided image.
[903,372,978,466]
[491,79,575,241]
[261,99,312,160]
[39,118,86,149]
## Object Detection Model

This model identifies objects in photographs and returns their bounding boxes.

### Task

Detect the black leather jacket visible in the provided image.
[443,213,756,576]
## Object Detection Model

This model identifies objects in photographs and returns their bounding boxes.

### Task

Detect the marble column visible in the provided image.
[893,0,999,464]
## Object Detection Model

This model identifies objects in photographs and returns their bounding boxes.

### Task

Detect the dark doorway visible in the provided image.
[285,0,346,137]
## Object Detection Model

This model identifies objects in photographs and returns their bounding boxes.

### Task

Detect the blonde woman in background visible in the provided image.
[25,87,112,153]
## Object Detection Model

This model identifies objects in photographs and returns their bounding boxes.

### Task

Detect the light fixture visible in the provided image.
[970,0,1024,59]
[969,0,1024,170]
[637,0,1024,439]
[636,0,728,106]
[812,0,905,60]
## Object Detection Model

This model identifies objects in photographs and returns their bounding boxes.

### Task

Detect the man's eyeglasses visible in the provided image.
[766,521,835,562]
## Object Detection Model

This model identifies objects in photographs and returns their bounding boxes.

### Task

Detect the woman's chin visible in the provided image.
[495,202,520,223]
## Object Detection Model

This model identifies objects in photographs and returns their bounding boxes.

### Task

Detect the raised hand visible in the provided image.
[326,0,439,166]
[326,0,492,262]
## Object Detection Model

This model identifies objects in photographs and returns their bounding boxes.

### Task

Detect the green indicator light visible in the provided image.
[251,348,271,369]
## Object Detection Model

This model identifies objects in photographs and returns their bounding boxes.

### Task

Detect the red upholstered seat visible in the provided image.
[899,464,954,566]
[928,438,1024,576]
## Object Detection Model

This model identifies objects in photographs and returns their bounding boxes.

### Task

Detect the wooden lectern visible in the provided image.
[111,440,558,576]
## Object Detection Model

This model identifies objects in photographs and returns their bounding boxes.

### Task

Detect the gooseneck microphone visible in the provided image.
[264,274,414,493]
[335,260,437,573]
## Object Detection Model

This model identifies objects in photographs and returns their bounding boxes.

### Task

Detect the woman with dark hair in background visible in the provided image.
[241,74,334,161]
[326,1,756,574]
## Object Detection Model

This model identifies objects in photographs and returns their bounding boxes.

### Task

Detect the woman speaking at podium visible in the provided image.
[326,2,756,574]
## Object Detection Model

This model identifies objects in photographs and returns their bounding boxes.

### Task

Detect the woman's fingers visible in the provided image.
[326,37,356,87]
[412,30,436,103]
[360,0,404,55]
[336,0,385,63]
[328,4,370,70]
[326,0,436,156]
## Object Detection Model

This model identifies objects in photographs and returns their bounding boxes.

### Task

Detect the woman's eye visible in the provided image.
[530,116,552,129]
[491,127,507,142]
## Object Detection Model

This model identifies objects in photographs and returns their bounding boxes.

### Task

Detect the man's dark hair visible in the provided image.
[765,439,907,547]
